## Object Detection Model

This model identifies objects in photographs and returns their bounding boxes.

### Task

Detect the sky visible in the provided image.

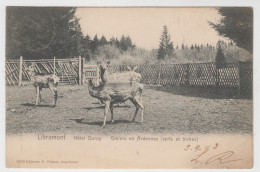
[76,7,229,50]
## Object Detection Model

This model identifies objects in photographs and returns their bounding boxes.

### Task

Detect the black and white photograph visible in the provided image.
[3,5,256,169]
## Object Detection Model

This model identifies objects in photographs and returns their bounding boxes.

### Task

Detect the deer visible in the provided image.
[25,64,60,107]
[87,62,144,128]
[95,62,141,106]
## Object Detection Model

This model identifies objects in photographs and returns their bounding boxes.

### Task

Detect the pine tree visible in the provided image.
[81,35,91,61]
[119,35,127,51]
[90,34,99,52]
[215,44,226,69]
[100,35,108,46]
[157,25,174,60]
[6,7,84,59]
[125,36,133,49]
[209,7,253,53]
[181,43,185,50]
[115,38,120,48]
[110,37,116,46]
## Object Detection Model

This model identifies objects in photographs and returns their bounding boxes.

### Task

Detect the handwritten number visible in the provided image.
[184,145,190,151]
[213,143,218,149]
[194,145,201,152]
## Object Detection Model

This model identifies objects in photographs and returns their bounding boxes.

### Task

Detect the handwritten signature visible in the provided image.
[184,143,242,165]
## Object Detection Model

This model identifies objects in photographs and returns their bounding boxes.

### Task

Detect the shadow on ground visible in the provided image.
[70,118,132,127]
[84,105,131,110]
[21,103,55,107]
[149,85,241,99]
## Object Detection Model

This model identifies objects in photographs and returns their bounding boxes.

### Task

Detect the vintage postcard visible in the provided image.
[5,7,254,169]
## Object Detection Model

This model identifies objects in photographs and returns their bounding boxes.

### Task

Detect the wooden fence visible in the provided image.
[107,62,252,98]
[6,58,252,98]
[6,56,84,85]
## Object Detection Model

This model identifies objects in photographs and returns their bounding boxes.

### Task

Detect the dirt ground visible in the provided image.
[6,84,253,135]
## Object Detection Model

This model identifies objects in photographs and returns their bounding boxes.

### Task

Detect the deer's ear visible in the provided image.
[127,66,131,70]
[133,66,138,71]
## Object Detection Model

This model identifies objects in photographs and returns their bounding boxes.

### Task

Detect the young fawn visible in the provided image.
[26,65,60,107]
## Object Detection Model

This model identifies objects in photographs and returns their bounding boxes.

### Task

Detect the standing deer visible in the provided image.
[26,64,60,107]
[87,62,144,128]
[95,62,141,105]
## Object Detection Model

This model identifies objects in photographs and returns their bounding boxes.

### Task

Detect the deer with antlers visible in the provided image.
[26,64,60,107]
[87,62,144,128]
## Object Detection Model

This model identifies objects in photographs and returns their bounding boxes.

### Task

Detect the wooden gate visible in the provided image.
[84,64,99,82]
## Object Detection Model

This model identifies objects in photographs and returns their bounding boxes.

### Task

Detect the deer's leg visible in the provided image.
[129,98,139,122]
[49,86,58,107]
[110,103,114,124]
[102,101,110,128]
[131,96,144,123]
[136,97,144,123]
[39,87,42,105]
[132,106,140,122]
[35,86,40,105]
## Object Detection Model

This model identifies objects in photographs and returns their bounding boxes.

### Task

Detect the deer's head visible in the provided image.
[97,60,110,83]
[25,64,36,76]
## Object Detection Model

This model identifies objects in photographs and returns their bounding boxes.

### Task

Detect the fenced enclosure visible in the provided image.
[5,57,252,98]
[107,62,252,98]
[6,57,84,85]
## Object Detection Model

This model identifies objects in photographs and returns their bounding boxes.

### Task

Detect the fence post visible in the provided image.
[95,63,98,81]
[78,56,82,85]
[184,63,190,86]
[215,63,219,87]
[238,62,241,98]
[82,58,86,85]
[18,56,23,86]
[53,57,56,75]
[157,63,161,85]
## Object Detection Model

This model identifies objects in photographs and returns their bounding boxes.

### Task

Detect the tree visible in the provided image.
[125,36,133,50]
[181,43,185,50]
[195,44,198,50]
[209,7,253,53]
[110,37,116,45]
[119,35,128,51]
[119,35,133,51]
[90,34,99,53]
[157,25,174,60]
[215,44,226,69]
[81,35,92,61]
[6,7,84,59]
[100,35,108,46]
